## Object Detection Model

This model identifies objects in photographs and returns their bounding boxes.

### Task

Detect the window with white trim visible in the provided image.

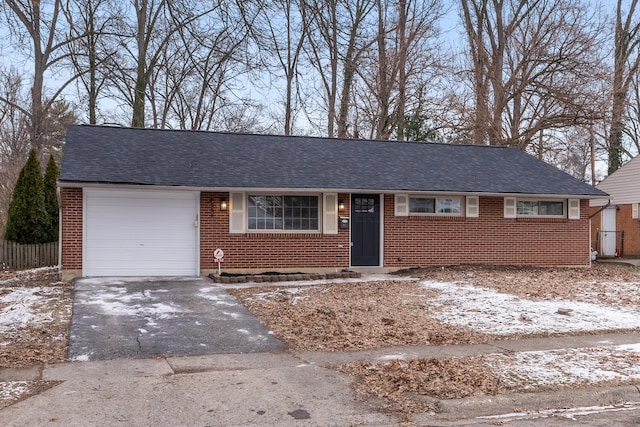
[409,196,463,215]
[247,195,319,231]
[516,199,565,217]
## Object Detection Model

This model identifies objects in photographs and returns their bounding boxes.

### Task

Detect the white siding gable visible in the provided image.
[591,155,640,206]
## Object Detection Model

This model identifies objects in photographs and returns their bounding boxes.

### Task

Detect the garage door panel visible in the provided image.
[87,223,196,240]
[86,239,196,249]
[84,189,199,276]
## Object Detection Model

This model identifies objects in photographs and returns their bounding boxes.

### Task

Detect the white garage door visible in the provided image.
[84,188,199,276]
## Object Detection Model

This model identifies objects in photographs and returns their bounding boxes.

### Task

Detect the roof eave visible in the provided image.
[57,180,609,199]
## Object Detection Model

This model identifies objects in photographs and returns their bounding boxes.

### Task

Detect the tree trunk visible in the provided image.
[396,0,408,141]
[374,0,390,139]
[132,0,148,128]
[30,2,45,152]
[608,0,640,174]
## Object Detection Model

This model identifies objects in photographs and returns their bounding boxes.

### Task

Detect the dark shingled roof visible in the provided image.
[59,125,607,197]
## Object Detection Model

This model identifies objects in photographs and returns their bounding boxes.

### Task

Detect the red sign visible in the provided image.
[214,257,224,263]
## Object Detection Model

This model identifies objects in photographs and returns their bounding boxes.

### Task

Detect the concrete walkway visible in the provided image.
[596,257,640,267]
[3,332,640,426]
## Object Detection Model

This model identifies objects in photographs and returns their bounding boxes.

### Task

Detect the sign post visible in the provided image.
[213,248,224,275]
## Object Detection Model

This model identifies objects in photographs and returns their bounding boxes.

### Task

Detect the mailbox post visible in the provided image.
[213,248,224,275]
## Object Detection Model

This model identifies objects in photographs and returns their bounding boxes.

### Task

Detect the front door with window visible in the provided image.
[351,194,380,266]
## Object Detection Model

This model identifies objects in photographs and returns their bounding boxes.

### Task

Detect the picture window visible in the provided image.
[248,195,319,230]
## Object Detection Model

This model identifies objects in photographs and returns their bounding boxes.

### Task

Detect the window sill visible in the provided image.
[245,232,323,239]
[408,215,466,221]
[515,217,569,222]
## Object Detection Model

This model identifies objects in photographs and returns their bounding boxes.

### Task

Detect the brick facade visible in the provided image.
[60,187,83,275]
[591,204,640,256]
[384,195,591,267]
[60,189,592,278]
[199,192,351,273]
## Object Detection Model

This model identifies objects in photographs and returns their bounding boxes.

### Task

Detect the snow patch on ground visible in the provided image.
[0,267,58,286]
[76,287,184,318]
[378,354,408,361]
[245,286,321,304]
[71,354,90,362]
[0,287,63,331]
[484,344,640,390]
[421,280,640,335]
[199,288,238,306]
[0,381,30,402]
[79,298,183,318]
[618,343,640,352]
[479,401,640,422]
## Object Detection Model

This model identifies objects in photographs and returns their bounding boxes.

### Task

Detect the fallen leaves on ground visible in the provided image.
[0,268,72,368]
[411,263,640,305]
[229,280,487,351]
[3,263,640,419]
[338,356,503,419]
[0,268,71,410]
[230,262,640,419]
[0,380,61,410]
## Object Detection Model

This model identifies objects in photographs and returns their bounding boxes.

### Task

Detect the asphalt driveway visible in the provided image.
[68,277,286,361]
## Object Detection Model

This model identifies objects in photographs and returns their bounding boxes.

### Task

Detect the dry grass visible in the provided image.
[411,263,640,304]
[338,356,503,418]
[230,262,640,419]
[0,269,71,410]
[3,263,640,418]
[229,280,487,351]
[0,270,72,368]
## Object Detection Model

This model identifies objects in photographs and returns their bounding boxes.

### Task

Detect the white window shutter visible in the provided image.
[395,194,409,216]
[633,203,639,219]
[323,193,338,234]
[229,192,245,234]
[504,197,517,218]
[568,199,580,220]
[466,196,479,218]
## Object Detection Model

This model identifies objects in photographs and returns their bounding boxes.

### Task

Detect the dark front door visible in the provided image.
[351,194,380,266]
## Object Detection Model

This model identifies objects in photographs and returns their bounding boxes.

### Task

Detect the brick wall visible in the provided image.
[60,187,83,271]
[590,207,601,252]
[384,195,591,267]
[617,205,640,255]
[591,204,640,256]
[199,192,351,272]
[60,190,592,277]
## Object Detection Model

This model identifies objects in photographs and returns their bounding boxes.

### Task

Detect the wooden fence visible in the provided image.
[0,240,59,269]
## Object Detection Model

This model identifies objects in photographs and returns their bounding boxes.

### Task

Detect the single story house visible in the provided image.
[58,125,607,280]
[590,155,640,257]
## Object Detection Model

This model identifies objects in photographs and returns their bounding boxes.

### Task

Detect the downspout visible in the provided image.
[589,200,611,219]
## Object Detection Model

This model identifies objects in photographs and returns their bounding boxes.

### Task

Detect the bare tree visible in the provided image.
[258,0,309,135]
[101,0,218,128]
[609,0,640,173]
[63,0,121,124]
[145,1,261,131]
[355,0,445,140]
[0,70,30,234]
[625,68,640,156]
[458,0,606,153]
[305,0,376,137]
[0,69,75,234]
[0,0,80,152]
